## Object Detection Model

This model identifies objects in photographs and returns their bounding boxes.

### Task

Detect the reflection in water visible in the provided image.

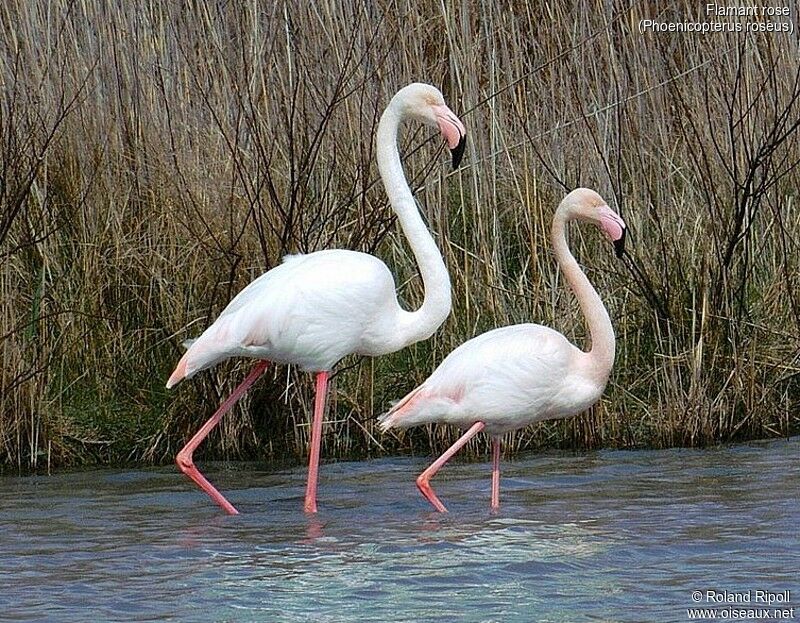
[0,438,797,622]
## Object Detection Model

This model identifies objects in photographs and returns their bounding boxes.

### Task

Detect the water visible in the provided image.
[1,438,797,623]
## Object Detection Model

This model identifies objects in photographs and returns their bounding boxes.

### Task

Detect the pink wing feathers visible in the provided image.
[379,324,580,433]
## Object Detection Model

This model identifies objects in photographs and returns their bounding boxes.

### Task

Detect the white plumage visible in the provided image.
[380,188,627,512]
[380,324,602,435]
[166,83,467,515]
[171,250,405,378]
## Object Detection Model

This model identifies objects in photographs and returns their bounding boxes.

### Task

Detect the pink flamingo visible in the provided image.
[379,188,626,512]
[166,83,466,515]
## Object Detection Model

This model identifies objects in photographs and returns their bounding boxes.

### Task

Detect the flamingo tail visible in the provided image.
[166,351,190,389]
[378,385,428,431]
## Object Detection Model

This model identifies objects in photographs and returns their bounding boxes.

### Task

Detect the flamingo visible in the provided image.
[166,83,467,515]
[379,188,626,512]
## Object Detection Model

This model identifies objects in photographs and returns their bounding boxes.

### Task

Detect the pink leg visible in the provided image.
[304,371,329,513]
[176,361,269,515]
[491,437,501,511]
[417,421,485,513]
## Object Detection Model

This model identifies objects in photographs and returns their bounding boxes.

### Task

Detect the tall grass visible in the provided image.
[1,0,798,470]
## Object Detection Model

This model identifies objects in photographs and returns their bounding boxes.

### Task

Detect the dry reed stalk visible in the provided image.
[0,0,797,470]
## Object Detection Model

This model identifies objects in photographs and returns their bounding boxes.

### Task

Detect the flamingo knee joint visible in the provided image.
[176,452,194,473]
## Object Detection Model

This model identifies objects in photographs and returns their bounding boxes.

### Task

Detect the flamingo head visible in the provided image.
[392,83,467,169]
[563,188,627,258]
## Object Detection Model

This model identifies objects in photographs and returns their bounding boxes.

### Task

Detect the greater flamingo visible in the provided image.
[379,188,626,512]
[167,83,466,515]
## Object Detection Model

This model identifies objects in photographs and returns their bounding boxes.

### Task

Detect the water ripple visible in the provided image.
[1,438,797,622]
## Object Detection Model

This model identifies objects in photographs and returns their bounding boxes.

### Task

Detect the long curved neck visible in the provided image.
[377,104,451,345]
[551,209,615,379]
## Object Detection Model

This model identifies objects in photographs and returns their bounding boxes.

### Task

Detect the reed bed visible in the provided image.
[1,0,798,470]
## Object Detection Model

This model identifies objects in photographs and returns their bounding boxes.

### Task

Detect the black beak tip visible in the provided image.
[613,228,627,259]
[450,134,467,169]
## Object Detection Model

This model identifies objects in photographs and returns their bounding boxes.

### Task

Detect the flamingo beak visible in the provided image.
[450,133,467,169]
[598,205,627,258]
[432,104,467,169]
[613,227,626,259]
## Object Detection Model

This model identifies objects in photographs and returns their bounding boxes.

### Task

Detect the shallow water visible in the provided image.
[1,438,797,622]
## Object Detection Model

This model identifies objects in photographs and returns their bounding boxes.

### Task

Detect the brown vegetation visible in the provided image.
[1,0,798,470]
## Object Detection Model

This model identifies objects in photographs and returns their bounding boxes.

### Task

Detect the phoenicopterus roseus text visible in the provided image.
[167,83,466,515]
[379,188,626,512]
